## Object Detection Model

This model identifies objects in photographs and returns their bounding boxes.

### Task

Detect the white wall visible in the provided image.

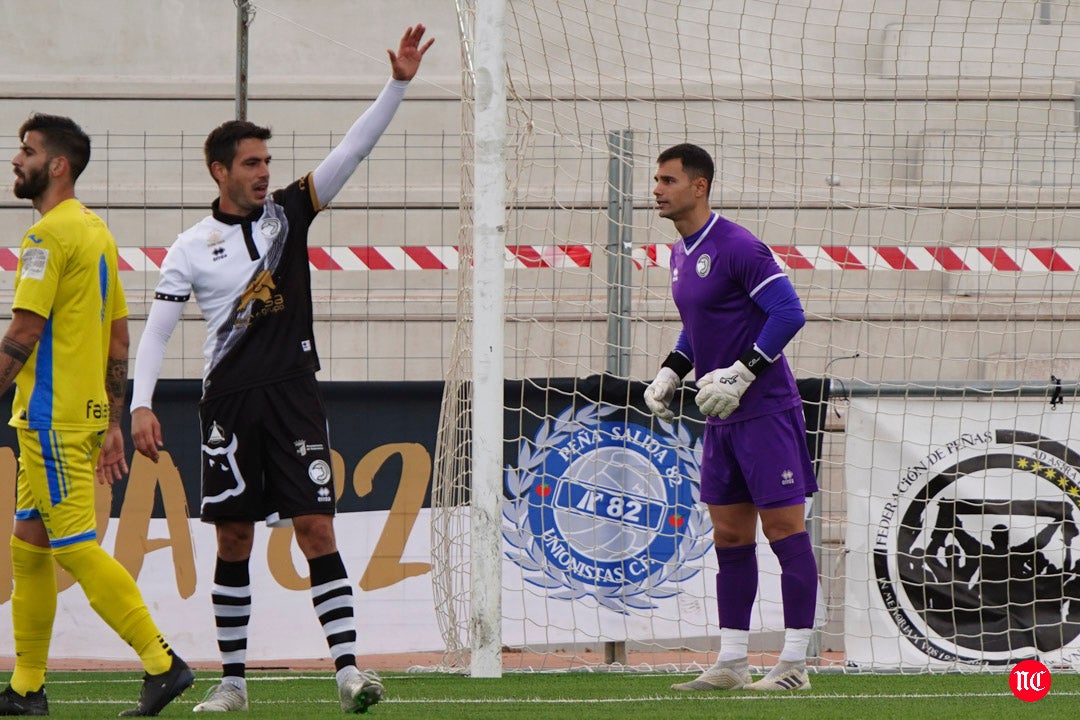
[0,0,1077,384]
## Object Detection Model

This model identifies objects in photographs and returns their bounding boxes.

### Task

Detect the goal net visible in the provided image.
[433,0,1080,673]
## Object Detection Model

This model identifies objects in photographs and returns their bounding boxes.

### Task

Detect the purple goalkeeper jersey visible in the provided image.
[670,213,803,425]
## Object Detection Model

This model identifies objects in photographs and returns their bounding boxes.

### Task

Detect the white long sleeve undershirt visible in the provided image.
[130,299,185,411]
[311,78,409,207]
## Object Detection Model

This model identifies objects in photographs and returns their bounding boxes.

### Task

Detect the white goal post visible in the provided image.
[433,0,1080,675]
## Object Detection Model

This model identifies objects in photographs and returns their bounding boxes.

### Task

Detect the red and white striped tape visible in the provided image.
[0,245,1072,272]
[639,244,1080,272]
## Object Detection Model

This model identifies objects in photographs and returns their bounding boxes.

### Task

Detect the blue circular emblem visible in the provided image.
[504,404,710,613]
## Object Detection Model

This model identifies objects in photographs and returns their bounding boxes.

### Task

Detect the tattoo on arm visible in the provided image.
[0,358,20,395]
[1,336,31,365]
[0,337,32,396]
[106,357,128,424]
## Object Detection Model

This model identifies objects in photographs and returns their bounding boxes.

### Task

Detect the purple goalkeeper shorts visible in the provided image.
[699,406,819,508]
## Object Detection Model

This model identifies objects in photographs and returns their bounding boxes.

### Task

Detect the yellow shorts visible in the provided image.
[15,428,103,547]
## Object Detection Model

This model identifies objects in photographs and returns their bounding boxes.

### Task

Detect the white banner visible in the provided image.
[501,517,824,648]
[0,510,442,662]
[0,407,830,662]
[500,405,825,647]
[0,506,805,662]
[845,397,1080,669]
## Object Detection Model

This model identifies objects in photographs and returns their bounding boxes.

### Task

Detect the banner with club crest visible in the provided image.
[0,376,829,660]
[844,397,1080,669]
[499,375,829,647]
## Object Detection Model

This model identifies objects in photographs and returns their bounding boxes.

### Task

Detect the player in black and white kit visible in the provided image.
[130,24,433,714]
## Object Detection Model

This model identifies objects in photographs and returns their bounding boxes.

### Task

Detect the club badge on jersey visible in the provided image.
[696,253,711,277]
[259,217,281,238]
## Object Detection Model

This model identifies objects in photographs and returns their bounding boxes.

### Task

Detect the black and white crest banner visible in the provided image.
[845,398,1080,670]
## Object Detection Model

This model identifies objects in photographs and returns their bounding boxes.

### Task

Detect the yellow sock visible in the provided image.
[52,541,172,675]
[9,537,55,695]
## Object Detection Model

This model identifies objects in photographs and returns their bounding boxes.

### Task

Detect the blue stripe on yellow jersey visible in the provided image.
[29,316,54,426]
[41,429,67,504]
[9,199,128,431]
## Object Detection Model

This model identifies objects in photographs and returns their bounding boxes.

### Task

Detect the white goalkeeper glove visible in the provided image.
[644,367,681,422]
[695,360,756,419]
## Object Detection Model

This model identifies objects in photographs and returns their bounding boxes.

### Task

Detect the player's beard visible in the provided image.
[13,164,49,200]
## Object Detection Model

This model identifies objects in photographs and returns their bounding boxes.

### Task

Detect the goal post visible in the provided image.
[433,0,1080,673]
[469,0,507,679]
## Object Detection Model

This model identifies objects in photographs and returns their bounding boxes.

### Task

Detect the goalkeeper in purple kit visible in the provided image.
[645,143,818,691]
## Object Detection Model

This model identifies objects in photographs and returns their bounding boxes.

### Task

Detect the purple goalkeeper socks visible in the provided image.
[714,543,757,630]
[770,530,818,629]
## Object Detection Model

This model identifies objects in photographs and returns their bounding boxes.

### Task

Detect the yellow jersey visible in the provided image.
[9,198,128,431]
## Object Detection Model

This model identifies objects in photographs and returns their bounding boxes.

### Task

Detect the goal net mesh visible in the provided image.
[432,0,1080,672]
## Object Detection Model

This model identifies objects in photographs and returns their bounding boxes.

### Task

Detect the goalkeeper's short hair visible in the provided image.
[657,143,714,194]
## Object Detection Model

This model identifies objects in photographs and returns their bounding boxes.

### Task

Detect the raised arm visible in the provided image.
[311,24,434,206]
[388,23,434,82]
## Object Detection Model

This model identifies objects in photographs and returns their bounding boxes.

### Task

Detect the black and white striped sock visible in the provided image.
[211,557,251,679]
[309,552,357,672]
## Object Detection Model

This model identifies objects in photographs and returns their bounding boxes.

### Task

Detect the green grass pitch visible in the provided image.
[24,669,1079,719]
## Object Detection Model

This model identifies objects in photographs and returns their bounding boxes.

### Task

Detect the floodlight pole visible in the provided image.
[603,129,634,666]
[606,130,634,379]
[235,0,254,120]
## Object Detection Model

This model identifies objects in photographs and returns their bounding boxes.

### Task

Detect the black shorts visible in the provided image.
[198,375,335,524]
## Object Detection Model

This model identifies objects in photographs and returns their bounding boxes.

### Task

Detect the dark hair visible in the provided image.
[18,113,91,181]
[657,143,714,194]
[203,120,272,176]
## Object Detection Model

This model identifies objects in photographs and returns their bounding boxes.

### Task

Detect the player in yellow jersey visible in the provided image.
[0,113,194,717]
